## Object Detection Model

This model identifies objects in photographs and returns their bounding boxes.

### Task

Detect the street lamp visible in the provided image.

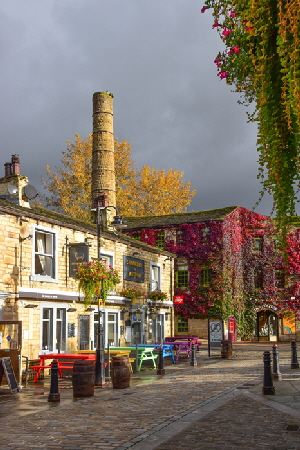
[92,197,126,387]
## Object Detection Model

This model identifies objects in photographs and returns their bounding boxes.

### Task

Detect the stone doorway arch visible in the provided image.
[257,309,278,341]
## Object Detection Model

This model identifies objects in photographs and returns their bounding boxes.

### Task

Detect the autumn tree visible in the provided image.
[41,134,196,220]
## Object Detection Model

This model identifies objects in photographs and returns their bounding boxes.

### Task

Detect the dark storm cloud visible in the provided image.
[0,1,272,216]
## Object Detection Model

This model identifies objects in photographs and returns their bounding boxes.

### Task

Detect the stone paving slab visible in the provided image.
[0,344,297,450]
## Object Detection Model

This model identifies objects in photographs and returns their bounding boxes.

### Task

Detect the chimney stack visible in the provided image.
[92,92,116,225]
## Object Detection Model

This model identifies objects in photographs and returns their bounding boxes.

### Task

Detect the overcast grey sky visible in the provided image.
[0,0,275,216]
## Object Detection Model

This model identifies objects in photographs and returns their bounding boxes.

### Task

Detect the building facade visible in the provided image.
[124,206,300,342]
[0,171,174,377]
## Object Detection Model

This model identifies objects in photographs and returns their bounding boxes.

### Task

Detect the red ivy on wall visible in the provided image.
[126,207,300,321]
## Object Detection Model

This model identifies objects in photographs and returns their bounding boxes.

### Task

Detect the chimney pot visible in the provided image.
[11,154,20,175]
[4,162,12,177]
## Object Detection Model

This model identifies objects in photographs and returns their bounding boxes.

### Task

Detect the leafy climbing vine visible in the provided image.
[202,1,300,231]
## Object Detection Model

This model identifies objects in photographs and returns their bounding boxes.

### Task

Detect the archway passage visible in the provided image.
[257,310,278,341]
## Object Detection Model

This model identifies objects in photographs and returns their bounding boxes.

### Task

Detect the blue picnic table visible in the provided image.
[129,344,176,365]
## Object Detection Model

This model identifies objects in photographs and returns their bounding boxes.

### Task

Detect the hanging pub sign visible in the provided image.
[69,243,89,278]
[174,295,184,305]
[123,256,144,283]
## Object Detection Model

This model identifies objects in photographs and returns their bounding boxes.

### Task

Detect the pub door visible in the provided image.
[257,310,278,341]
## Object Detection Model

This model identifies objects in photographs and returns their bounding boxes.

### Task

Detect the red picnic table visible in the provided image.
[31,353,100,383]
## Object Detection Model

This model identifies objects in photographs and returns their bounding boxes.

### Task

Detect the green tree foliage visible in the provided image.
[41,134,196,220]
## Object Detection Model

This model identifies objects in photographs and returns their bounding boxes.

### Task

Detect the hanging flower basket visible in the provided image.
[121,286,146,304]
[147,290,168,302]
[75,260,120,306]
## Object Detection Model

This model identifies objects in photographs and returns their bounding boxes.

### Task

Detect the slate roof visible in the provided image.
[124,206,239,230]
[0,198,174,256]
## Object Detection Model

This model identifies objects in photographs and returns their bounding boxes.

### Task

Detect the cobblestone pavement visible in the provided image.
[0,343,299,450]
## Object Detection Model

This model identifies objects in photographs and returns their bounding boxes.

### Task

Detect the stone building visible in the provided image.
[0,170,174,365]
[123,207,300,342]
[0,92,174,381]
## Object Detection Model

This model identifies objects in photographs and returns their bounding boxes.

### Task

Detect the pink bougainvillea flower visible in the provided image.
[219,71,229,79]
[201,6,207,13]
[212,22,221,28]
[214,57,222,68]
[228,46,240,54]
[222,29,233,37]
[229,11,235,18]
[246,26,254,32]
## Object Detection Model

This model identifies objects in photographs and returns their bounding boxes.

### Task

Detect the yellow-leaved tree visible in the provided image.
[41,134,196,219]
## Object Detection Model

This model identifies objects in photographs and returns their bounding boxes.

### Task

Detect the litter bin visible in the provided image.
[221,340,232,359]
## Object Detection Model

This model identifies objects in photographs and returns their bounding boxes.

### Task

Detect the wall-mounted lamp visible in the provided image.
[67,305,77,312]
[149,308,158,320]
[25,304,38,308]
[85,306,95,312]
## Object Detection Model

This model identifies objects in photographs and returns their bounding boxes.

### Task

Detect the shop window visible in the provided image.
[176,230,184,246]
[32,225,58,282]
[202,227,210,244]
[253,237,263,253]
[176,265,189,289]
[254,268,263,289]
[41,306,66,352]
[156,231,165,249]
[275,270,285,289]
[176,315,188,333]
[200,265,211,287]
[150,262,161,291]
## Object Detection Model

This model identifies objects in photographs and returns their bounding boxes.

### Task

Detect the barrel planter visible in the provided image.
[72,360,95,397]
[111,356,130,389]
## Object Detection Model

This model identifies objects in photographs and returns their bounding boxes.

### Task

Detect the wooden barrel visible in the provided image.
[111,356,130,389]
[72,360,95,397]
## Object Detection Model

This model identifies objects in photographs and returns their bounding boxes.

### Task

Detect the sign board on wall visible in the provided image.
[123,256,144,283]
[208,315,224,357]
[69,243,89,277]
[174,296,184,305]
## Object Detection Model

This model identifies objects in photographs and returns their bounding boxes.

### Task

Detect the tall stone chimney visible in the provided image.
[92,92,116,225]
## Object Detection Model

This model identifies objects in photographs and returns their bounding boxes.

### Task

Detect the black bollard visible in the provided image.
[157,346,165,375]
[190,343,197,366]
[291,340,299,369]
[272,344,282,381]
[262,351,275,395]
[48,359,60,402]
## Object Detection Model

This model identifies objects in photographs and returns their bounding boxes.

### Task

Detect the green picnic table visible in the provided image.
[110,346,158,372]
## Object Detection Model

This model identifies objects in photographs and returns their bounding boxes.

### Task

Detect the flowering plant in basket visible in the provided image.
[147,290,168,302]
[75,260,120,305]
[121,286,146,304]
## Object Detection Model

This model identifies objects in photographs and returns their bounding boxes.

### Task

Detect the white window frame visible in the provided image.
[31,224,58,283]
[97,250,114,267]
[150,262,161,291]
[93,308,120,349]
[40,302,67,354]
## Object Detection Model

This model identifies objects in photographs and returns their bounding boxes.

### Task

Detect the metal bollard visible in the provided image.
[262,351,275,395]
[190,343,197,366]
[291,340,299,369]
[272,344,282,381]
[48,359,60,402]
[157,346,165,375]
